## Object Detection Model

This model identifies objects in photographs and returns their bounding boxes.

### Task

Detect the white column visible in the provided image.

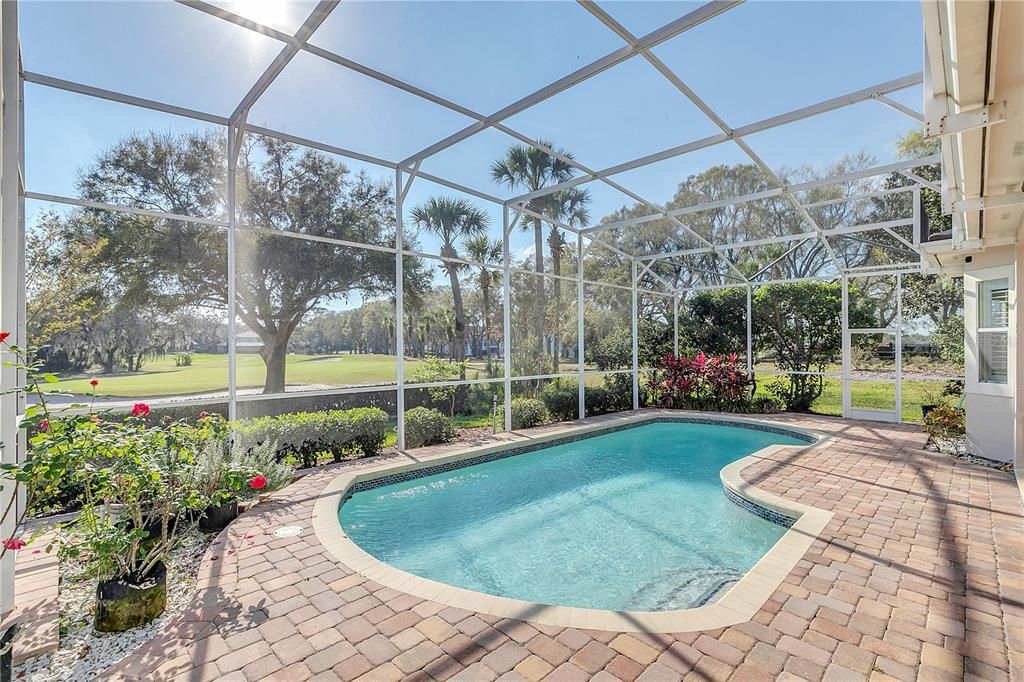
[631,259,639,410]
[502,206,512,431]
[395,169,405,449]
[745,285,753,375]
[577,233,585,420]
[225,122,240,422]
[673,294,679,357]
[895,273,902,423]
[841,274,851,417]
[0,0,21,618]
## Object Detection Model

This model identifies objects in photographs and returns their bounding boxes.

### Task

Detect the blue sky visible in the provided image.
[21,0,923,264]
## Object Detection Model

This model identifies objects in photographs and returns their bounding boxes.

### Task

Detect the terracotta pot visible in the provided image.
[95,561,167,633]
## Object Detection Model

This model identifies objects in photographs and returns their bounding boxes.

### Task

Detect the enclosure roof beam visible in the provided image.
[22,71,230,125]
[871,94,924,122]
[897,169,941,192]
[674,263,925,294]
[510,72,924,206]
[749,238,813,280]
[230,1,337,122]
[242,124,398,169]
[176,0,734,239]
[397,0,742,166]
[24,190,230,227]
[634,217,915,261]
[584,155,940,236]
[22,71,401,170]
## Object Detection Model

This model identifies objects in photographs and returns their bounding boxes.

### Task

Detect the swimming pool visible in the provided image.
[338,419,811,612]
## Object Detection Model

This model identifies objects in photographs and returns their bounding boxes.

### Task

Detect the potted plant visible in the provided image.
[0,337,206,632]
[194,414,267,532]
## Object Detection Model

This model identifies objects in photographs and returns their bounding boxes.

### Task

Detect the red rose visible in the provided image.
[38,419,49,432]
[2,538,26,551]
[131,403,150,417]
[89,379,99,387]
[249,475,268,491]
[0,332,9,343]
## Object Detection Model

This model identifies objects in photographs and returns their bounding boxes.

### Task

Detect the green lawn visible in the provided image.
[56,353,420,398]
[55,353,592,398]
[756,376,952,424]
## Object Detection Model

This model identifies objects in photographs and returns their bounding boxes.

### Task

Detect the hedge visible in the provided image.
[233,407,389,468]
[404,407,455,448]
[510,398,549,429]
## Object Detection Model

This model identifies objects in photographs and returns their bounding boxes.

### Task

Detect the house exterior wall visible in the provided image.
[962,246,1018,463]
[1017,241,1024,488]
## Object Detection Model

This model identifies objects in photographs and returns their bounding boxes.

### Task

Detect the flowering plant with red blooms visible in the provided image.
[0,331,221,593]
[249,475,268,491]
[645,351,753,412]
[2,538,26,551]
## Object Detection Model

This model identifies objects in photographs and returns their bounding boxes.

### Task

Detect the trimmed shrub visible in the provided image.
[750,395,785,414]
[511,398,549,430]
[404,407,455,448]
[233,407,388,468]
[541,380,578,422]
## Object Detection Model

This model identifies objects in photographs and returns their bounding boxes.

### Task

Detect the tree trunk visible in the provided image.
[261,336,289,394]
[533,217,545,352]
[448,267,467,380]
[102,349,116,374]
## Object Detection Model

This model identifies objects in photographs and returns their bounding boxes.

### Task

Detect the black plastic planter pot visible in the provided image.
[199,499,238,533]
[139,514,178,542]
[921,404,938,420]
[95,562,167,633]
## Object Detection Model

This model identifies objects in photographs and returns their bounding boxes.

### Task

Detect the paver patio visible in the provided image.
[102,411,1024,681]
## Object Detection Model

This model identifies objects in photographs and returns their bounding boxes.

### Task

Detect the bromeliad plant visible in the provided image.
[645,351,753,412]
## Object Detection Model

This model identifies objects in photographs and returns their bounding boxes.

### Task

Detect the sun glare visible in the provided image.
[228,0,289,29]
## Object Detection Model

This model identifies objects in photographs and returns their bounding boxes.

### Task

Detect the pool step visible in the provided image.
[630,566,746,610]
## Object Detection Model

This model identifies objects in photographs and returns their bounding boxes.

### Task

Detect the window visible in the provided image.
[978,278,1009,384]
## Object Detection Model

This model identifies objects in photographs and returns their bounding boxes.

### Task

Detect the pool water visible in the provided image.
[339,421,808,611]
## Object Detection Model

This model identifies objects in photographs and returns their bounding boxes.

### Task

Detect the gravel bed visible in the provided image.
[926,437,1013,471]
[14,531,213,682]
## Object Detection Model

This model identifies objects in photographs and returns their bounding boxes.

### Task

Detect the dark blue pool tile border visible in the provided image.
[346,415,815,503]
[723,485,797,528]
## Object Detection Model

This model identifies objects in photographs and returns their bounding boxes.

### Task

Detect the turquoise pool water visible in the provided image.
[339,421,808,611]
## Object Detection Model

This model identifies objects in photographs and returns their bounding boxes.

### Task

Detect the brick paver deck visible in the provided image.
[104,413,1024,682]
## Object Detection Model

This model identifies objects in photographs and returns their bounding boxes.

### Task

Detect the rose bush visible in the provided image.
[0,333,285,630]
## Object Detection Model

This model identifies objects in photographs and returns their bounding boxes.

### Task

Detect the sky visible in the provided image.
[20,0,924,264]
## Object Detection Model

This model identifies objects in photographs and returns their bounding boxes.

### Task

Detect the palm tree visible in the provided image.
[545,187,591,372]
[464,235,502,375]
[409,197,489,376]
[491,142,579,352]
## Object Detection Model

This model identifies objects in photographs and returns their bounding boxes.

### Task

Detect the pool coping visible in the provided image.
[311,409,834,633]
